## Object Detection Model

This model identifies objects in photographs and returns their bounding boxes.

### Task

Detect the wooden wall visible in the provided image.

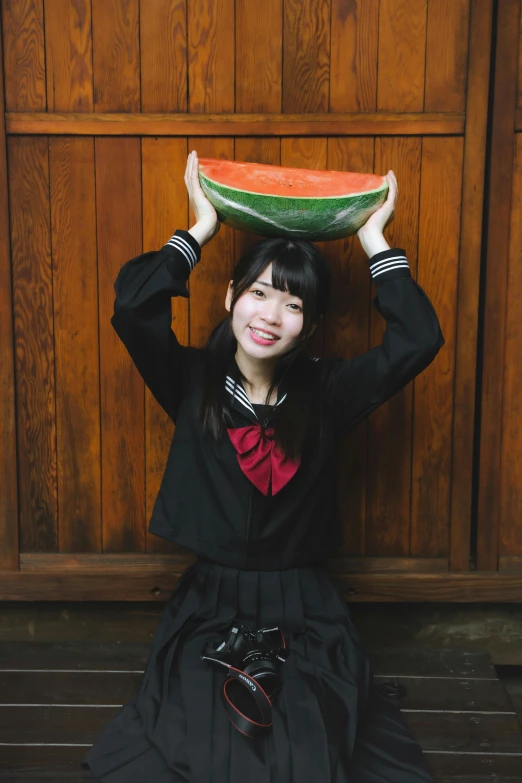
[3,0,519,602]
[478,0,522,574]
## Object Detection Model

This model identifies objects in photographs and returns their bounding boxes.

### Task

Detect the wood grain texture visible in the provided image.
[0,24,19,571]
[188,0,235,112]
[95,138,144,551]
[188,137,235,348]
[330,0,378,112]
[283,0,330,112]
[324,137,374,556]
[280,137,327,358]
[141,137,188,553]
[477,0,521,571]
[2,567,522,602]
[44,0,93,112]
[140,0,187,112]
[49,138,100,553]
[500,133,522,556]
[8,137,56,553]
[366,137,422,557]
[1,0,46,111]
[424,0,470,112]
[450,0,494,572]
[377,0,427,111]
[411,137,463,557]
[5,112,465,136]
[236,0,282,112]
[92,0,140,112]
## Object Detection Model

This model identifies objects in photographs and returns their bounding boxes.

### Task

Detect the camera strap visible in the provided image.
[221,663,278,737]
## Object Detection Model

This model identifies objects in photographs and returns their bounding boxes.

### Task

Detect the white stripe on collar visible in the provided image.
[225,375,288,419]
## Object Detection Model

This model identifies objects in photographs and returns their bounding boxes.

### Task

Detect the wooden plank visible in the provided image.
[0,643,499,678]
[450,0,494,572]
[1,0,46,111]
[49,138,100,553]
[366,137,422,557]
[8,136,57,553]
[427,755,522,782]
[1,570,522,601]
[91,0,140,112]
[43,0,93,112]
[283,0,330,112]
[3,752,522,783]
[188,137,235,349]
[377,0,427,111]
[477,0,521,571]
[0,642,150,670]
[404,712,522,754]
[235,0,282,113]
[0,759,92,782]
[412,137,463,558]
[374,677,514,712]
[140,0,187,112]
[369,648,497,678]
[0,8,19,572]
[0,671,141,705]
[141,136,188,553]
[324,137,374,556]
[500,134,522,558]
[95,138,144,551]
[0,705,520,753]
[424,0,470,112]
[1,670,512,715]
[4,112,466,136]
[329,0,378,112]
[187,0,234,112]
[19,552,448,573]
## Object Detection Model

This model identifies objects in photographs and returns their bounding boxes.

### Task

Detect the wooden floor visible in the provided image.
[0,644,521,782]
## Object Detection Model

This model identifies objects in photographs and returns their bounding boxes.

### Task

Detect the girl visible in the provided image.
[83,150,444,782]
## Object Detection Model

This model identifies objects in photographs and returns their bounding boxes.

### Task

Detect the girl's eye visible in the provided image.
[251,290,302,311]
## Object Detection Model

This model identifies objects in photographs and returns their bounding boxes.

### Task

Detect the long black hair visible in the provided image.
[197,236,331,459]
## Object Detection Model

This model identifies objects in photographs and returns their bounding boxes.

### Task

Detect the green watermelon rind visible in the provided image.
[198,171,389,241]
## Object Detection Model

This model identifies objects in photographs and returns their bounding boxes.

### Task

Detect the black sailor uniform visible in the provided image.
[83,229,444,782]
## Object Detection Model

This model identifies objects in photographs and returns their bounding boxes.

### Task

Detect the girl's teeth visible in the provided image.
[251,328,277,340]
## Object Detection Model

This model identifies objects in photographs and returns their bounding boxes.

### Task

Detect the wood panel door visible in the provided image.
[477,0,522,575]
[0,0,503,601]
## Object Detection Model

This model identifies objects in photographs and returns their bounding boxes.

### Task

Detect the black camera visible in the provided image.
[201,620,291,737]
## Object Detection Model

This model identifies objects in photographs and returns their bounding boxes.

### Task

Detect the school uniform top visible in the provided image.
[111,230,445,571]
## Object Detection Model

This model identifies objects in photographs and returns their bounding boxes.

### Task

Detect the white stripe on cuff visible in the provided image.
[372,262,410,277]
[166,235,198,270]
[369,254,408,272]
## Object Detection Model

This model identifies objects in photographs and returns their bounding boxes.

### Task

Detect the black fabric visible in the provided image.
[83,560,434,782]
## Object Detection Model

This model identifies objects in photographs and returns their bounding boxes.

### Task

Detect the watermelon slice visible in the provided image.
[197,158,388,241]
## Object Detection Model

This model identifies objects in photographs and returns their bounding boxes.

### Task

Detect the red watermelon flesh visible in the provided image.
[197,158,388,241]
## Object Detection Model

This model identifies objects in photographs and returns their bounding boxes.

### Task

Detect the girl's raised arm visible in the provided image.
[110,152,220,422]
[318,172,445,438]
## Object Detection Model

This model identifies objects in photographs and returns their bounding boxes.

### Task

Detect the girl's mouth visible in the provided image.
[249,327,280,345]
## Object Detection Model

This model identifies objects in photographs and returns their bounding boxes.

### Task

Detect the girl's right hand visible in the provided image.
[184,151,220,238]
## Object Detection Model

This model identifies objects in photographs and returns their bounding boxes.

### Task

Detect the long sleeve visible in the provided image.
[319,247,445,437]
[111,229,202,422]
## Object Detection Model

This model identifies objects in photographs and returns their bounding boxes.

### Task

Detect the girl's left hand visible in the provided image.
[357,170,398,241]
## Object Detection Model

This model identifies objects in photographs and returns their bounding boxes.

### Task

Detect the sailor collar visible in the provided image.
[224,354,289,424]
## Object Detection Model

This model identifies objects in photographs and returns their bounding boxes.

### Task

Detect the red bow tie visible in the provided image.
[227,424,301,495]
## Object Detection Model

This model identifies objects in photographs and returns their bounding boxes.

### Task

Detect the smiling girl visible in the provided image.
[83,150,443,782]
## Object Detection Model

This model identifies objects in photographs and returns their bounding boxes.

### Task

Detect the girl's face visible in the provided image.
[225,263,308,361]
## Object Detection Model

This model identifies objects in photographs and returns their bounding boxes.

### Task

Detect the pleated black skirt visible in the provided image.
[82,559,434,782]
